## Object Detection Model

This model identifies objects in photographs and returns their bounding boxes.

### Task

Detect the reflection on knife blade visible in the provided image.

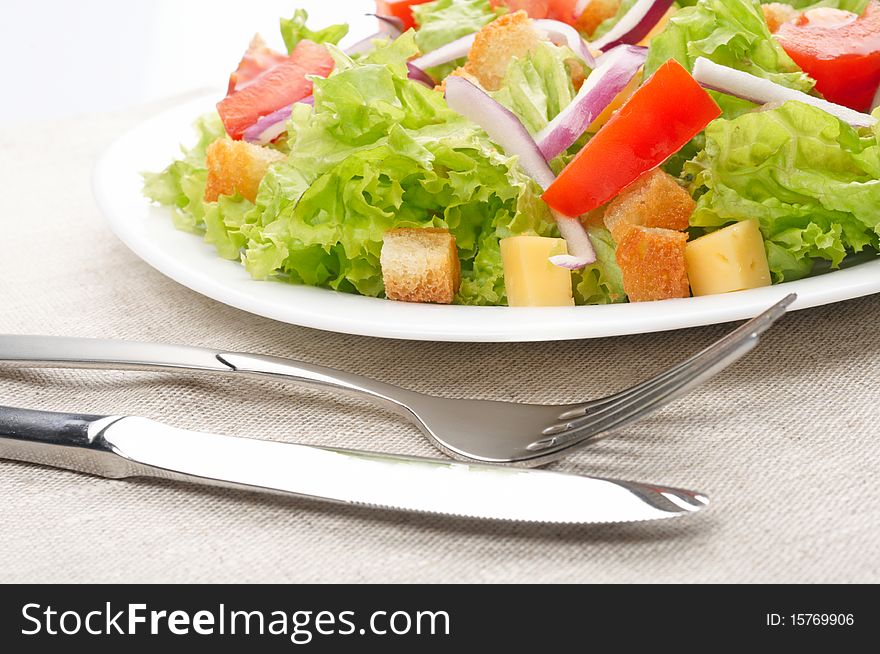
[0,406,708,524]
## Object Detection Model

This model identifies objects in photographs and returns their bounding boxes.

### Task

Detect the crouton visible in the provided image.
[603,169,695,244]
[463,11,543,91]
[762,2,800,32]
[381,229,461,304]
[615,226,690,302]
[204,139,285,203]
[435,66,481,94]
[576,0,622,36]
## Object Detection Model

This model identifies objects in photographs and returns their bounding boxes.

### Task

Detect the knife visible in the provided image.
[0,405,708,524]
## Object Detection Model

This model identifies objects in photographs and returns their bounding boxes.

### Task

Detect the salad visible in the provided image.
[145,0,880,307]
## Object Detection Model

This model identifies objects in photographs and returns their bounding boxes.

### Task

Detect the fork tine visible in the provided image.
[553,293,797,422]
[528,336,759,452]
[528,294,795,454]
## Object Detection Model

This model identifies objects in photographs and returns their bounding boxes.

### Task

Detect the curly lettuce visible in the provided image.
[686,101,880,282]
[280,9,348,54]
[142,113,226,233]
[491,41,579,135]
[203,194,254,261]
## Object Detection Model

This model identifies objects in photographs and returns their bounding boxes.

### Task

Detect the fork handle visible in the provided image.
[0,335,419,416]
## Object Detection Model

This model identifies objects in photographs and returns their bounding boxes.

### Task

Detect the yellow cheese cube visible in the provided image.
[685,220,772,296]
[500,236,574,307]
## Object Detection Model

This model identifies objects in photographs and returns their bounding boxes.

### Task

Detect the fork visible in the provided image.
[0,294,793,467]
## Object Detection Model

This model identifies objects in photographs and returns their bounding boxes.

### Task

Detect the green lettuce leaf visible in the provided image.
[412,0,504,79]
[686,101,880,282]
[240,36,557,305]
[142,112,226,233]
[203,194,254,260]
[280,8,348,54]
[491,41,578,135]
[573,227,627,304]
[645,0,813,117]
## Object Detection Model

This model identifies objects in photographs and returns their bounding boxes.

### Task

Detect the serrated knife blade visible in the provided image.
[0,406,707,524]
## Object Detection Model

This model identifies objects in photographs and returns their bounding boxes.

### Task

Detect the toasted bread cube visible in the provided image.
[435,66,481,94]
[685,220,772,296]
[500,235,575,307]
[616,226,690,302]
[381,229,460,304]
[576,0,622,36]
[763,3,800,33]
[463,11,543,91]
[604,169,695,244]
[204,139,285,203]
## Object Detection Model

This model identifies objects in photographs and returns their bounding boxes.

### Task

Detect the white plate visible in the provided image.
[94,94,880,342]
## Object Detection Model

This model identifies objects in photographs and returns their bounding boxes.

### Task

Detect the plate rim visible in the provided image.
[93,93,880,342]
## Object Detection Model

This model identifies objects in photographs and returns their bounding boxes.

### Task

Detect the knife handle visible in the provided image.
[0,405,128,477]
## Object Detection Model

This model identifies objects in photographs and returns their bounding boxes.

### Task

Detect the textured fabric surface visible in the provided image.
[1,95,879,583]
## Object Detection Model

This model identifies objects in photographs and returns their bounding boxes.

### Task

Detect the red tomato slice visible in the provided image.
[775,1,880,111]
[547,0,579,23]
[542,59,721,217]
[217,40,334,140]
[490,0,550,19]
[226,35,290,96]
[490,0,588,23]
[376,0,434,30]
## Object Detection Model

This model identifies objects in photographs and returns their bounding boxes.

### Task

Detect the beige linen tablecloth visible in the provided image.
[1,95,878,583]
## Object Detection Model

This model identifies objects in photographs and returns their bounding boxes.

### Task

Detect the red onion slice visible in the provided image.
[444,76,596,266]
[551,211,597,268]
[242,106,293,144]
[692,57,877,128]
[536,44,646,160]
[531,19,596,68]
[410,32,477,71]
[371,14,406,33]
[242,96,313,145]
[345,13,404,55]
[407,62,435,87]
[590,0,675,51]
